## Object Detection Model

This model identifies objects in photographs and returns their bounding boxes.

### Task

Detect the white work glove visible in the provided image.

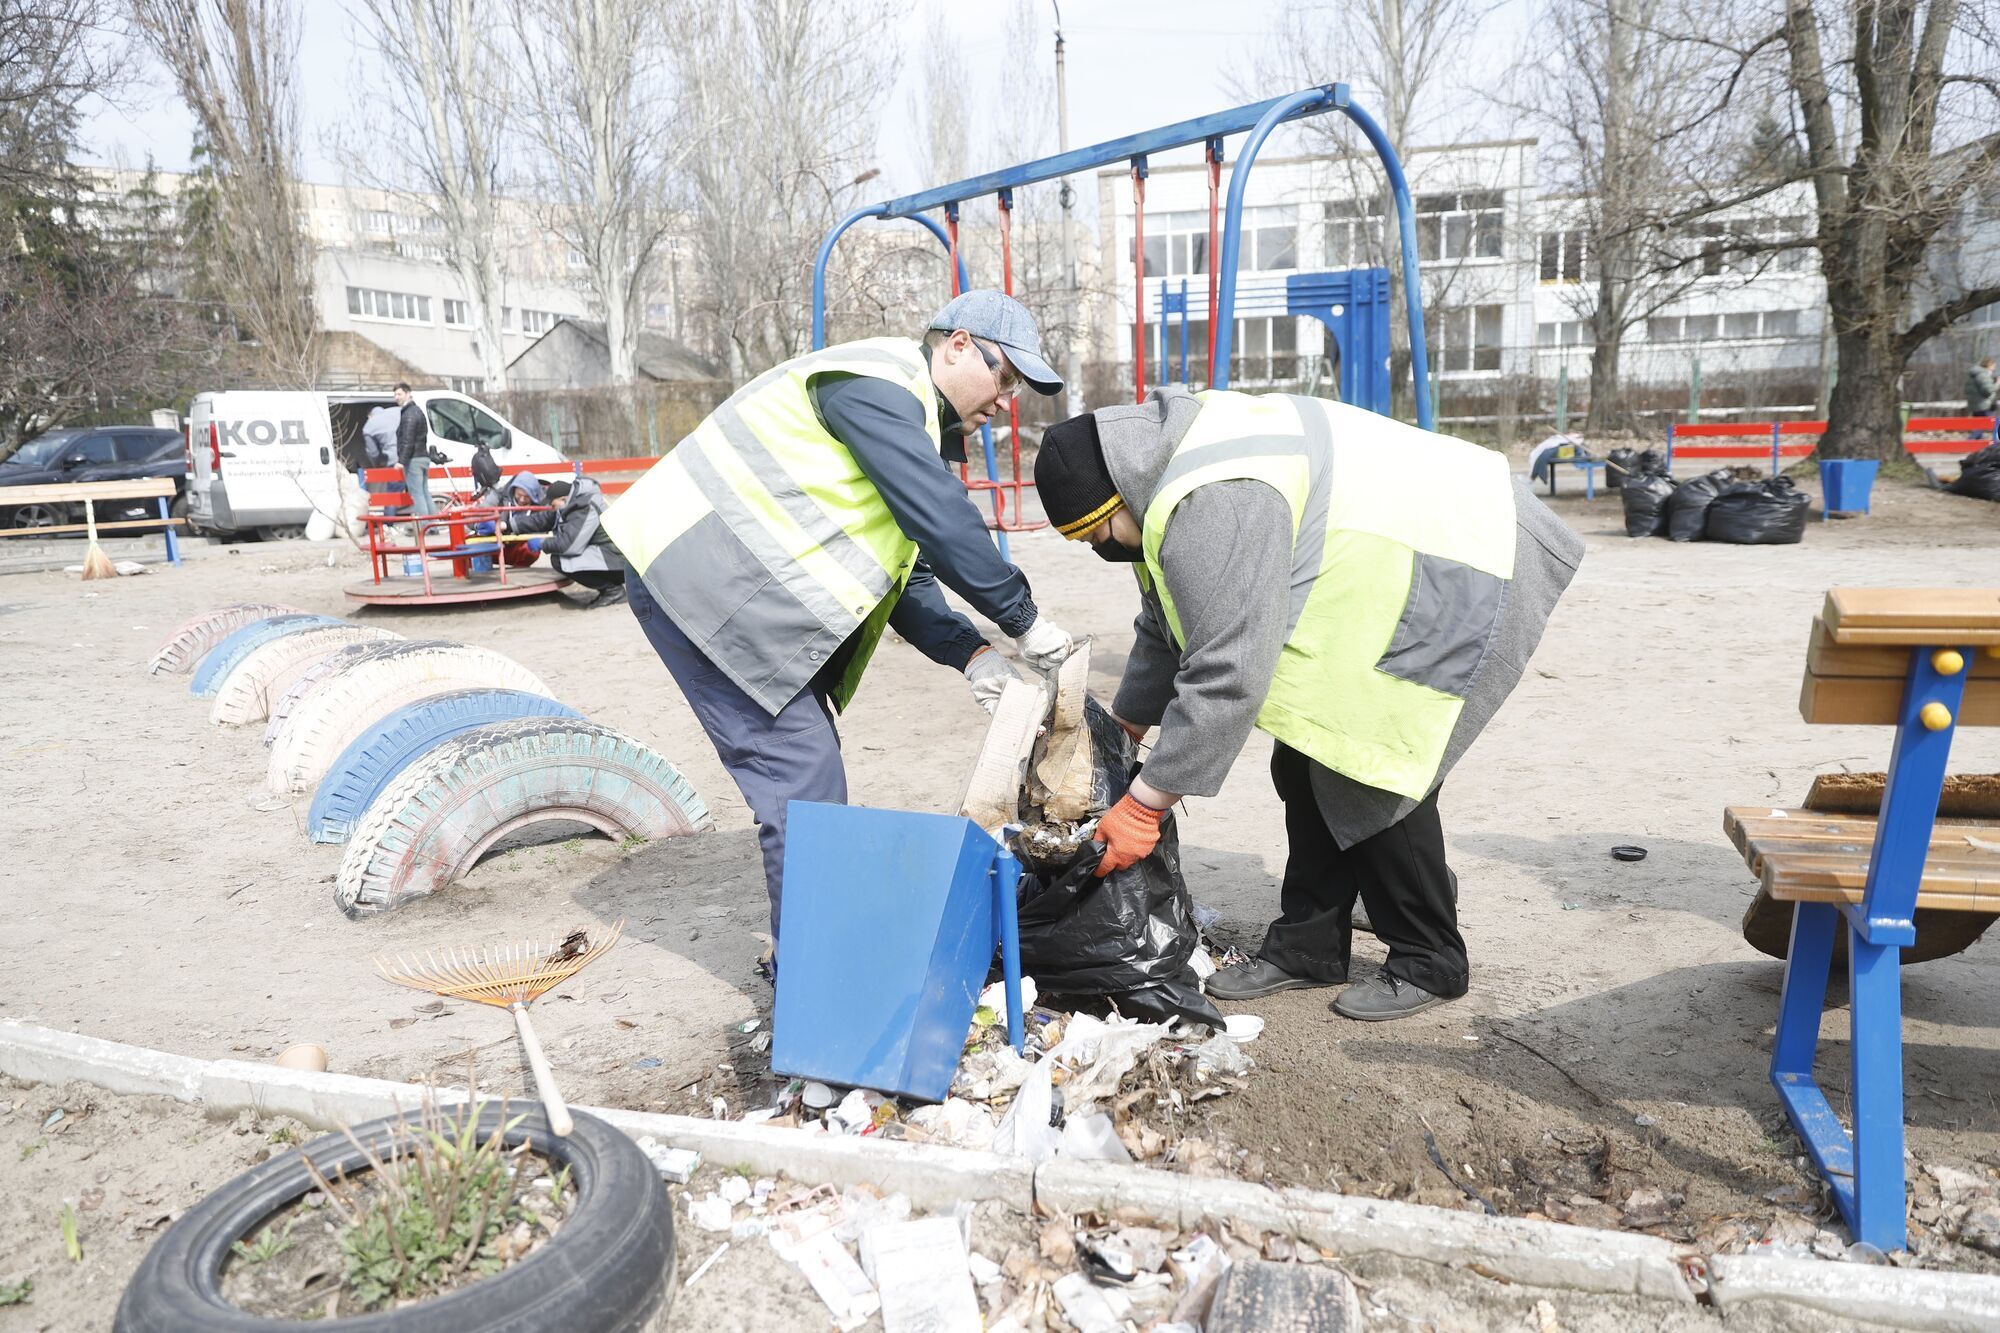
[1012,616,1075,674]
[964,645,1023,715]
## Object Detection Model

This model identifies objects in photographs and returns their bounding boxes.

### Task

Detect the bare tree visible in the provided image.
[1509,0,1753,431]
[1229,0,1490,382]
[1,0,126,195]
[129,0,319,387]
[511,0,679,385]
[671,0,901,378]
[347,0,512,388]
[1775,0,2000,458]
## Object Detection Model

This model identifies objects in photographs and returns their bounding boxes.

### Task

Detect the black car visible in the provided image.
[1,426,188,533]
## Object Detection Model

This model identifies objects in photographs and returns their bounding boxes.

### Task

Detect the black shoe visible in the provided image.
[1207,958,1337,1001]
[588,585,628,608]
[1332,968,1452,1022]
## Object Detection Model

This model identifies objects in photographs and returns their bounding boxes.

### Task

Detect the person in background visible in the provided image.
[541,478,629,607]
[1966,357,1997,436]
[361,403,400,497]
[393,383,435,529]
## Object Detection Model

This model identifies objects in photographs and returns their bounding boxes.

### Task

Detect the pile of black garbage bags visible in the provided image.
[1618,451,1809,545]
[1948,444,2000,503]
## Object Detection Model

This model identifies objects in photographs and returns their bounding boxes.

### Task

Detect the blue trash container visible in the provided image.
[1820,458,1880,518]
[772,802,1023,1102]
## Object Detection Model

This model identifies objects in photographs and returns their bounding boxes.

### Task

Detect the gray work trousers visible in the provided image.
[625,570,845,940]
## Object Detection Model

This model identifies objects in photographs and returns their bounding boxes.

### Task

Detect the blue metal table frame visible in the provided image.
[1769,643,1973,1251]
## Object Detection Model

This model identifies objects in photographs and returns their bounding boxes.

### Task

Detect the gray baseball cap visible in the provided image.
[928,290,1063,396]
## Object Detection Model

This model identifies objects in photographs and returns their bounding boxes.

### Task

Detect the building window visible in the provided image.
[1129,206,1295,278]
[1417,190,1503,263]
[1429,304,1503,373]
[346,286,432,324]
[1134,316,1299,382]
[1688,216,1813,276]
[1325,197,1384,268]
[566,247,589,269]
[1537,319,1591,347]
[1539,229,1587,283]
[517,308,558,336]
[364,210,392,235]
[1645,309,1802,341]
[447,376,485,394]
[442,298,472,328]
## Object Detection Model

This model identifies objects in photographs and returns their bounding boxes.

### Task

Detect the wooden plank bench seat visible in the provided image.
[1728,588,2000,1253]
[0,477,183,564]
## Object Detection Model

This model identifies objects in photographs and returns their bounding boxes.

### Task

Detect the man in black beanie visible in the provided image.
[1035,386,1581,1022]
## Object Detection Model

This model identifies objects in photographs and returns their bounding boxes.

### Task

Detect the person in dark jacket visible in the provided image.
[393,383,435,521]
[542,478,629,605]
[1966,357,1997,426]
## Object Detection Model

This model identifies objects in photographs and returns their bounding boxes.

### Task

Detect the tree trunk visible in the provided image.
[1584,330,1626,433]
[1819,328,1906,460]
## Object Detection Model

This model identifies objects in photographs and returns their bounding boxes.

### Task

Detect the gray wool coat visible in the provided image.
[1099,386,1584,848]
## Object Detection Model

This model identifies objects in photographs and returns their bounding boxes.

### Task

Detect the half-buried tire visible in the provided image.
[112,1105,675,1333]
[336,717,711,917]
[147,604,304,676]
[266,644,550,794]
[189,615,347,699]
[209,624,405,727]
[306,688,584,844]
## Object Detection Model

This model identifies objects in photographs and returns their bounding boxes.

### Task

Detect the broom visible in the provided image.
[80,497,117,580]
[376,920,624,1136]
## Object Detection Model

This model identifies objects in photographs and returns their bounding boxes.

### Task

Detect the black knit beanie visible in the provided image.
[1035,413,1124,538]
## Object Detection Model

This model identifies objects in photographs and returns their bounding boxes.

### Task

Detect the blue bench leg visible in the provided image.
[1848,933,1908,1252]
[1771,903,1863,1227]
[159,496,181,566]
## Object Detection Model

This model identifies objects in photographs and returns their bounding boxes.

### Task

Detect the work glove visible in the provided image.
[1093,791,1166,877]
[963,645,1022,715]
[1012,616,1075,673]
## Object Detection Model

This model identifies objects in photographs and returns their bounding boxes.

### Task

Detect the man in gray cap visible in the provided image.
[603,290,1074,971]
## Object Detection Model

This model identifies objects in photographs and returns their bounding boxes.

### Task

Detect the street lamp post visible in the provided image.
[1053,1,1083,414]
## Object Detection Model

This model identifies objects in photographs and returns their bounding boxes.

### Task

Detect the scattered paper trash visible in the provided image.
[768,1208,881,1331]
[1191,1034,1254,1077]
[683,1240,728,1291]
[1059,1112,1133,1164]
[718,1174,753,1205]
[1191,901,1222,934]
[635,1136,700,1183]
[859,1216,982,1333]
[1053,1270,1131,1333]
[802,1080,836,1109]
[689,1194,733,1233]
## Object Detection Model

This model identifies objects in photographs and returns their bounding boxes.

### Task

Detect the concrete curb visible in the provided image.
[1707,1253,2000,1331]
[12,1020,2000,1329]
[1037,1159,1697,1304]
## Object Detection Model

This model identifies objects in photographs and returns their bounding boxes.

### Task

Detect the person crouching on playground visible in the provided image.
[540,478,630,608]
[1034,387,1582,1021]
[602,291,1076,973]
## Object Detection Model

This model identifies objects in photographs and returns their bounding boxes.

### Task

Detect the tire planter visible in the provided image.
[307,689,585,845]
[335,717,711,917]
[267,646,552,795]
[148,604,304,676]
[263,641,454,749]
[190,616,347,699]
[210,625,405,727]
[113,1105,675,1333]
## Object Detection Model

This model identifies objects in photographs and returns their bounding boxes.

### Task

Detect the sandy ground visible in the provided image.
[2,468,1998,1324]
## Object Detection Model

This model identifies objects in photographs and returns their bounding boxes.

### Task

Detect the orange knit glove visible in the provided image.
[1094,792,1166,877]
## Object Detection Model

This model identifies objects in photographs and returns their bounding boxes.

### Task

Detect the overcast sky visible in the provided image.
[78,0,1527,197]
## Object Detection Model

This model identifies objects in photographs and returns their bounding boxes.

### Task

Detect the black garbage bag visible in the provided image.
[1606,447,1638,491]
[1633,448,1666,475]
[1666,469,1739,542]
[1948,444,2000,502]
[1705,475,1810,544]
[1009,700,1224,1029]
[1621,472,1676,537]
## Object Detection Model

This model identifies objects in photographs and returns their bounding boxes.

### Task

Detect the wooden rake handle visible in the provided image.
[509,1002,574,1137]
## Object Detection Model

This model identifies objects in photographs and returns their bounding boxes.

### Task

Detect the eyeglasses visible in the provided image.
[970,337,1021,399]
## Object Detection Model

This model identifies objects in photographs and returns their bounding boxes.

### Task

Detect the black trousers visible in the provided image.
[1256,742,1469,997]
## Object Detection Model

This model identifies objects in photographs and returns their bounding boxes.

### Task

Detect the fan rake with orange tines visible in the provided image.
[375,920,624,1137]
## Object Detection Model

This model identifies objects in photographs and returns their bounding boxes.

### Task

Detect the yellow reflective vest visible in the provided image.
[1139,391,1517,800]
[603,338,941,715]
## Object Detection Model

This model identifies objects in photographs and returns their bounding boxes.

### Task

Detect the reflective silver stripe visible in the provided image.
[710,400,899,599]
[1155,432,1309,493]
[1376,550,1505,696]
[1285,397,1335,637]
[676,436,862,639]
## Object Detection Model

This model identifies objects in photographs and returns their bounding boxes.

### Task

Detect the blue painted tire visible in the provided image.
[189,615,345,699]
[306,689,583,844]
[262,639,456,748]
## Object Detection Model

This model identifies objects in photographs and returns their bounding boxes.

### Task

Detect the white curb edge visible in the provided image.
[10,1020,2000,1329]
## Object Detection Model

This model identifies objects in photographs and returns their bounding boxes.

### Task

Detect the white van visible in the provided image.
[184,389,567,539]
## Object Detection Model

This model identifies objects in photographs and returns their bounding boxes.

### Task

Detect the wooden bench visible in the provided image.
[1725,588,2000,1251]
[0,477,183,565]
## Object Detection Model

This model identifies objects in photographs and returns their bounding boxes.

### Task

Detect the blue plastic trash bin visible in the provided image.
[1819,458,1879,518]
[772,802,1022,1103]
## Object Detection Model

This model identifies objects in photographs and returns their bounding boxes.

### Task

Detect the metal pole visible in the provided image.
[1132,159,1149,403]
[1052,2,1083,416]
[1556,361,1569,433]
[1688,346,1702,422]
[1337,98,1433,429]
